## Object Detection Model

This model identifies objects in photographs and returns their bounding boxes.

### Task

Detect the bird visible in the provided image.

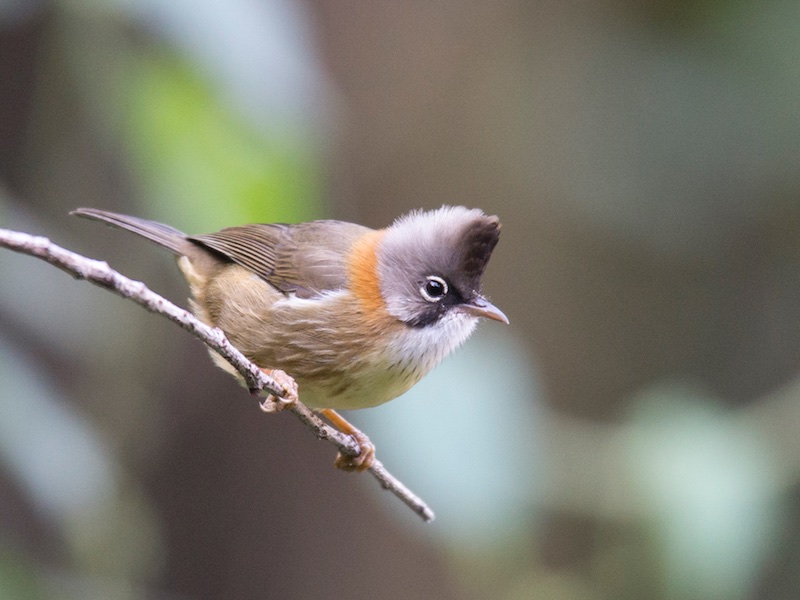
[72,206,507,470]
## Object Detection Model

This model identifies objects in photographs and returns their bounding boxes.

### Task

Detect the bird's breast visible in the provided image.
[304,311,479,410]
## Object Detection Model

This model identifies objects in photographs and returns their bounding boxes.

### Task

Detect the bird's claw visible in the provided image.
[318,408,376,472]
[334,429,376,472]
[256,369,299,413]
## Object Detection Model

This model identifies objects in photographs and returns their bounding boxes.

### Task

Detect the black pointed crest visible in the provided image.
[458,215,501,285]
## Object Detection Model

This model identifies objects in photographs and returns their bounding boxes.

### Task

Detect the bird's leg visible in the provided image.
[256,369,299,413]
[319,409,376,472]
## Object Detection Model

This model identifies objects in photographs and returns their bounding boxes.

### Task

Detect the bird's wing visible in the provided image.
[189,220,372,298]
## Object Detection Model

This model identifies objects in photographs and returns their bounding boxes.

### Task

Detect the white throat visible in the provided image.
[387,311,479,375]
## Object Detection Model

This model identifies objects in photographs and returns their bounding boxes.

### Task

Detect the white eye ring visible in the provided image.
[420,275,448,302]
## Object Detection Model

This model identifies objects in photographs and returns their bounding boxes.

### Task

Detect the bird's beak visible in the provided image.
[460,296,509,324]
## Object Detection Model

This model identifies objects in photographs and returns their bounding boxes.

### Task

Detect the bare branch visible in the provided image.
[0,227,435,522]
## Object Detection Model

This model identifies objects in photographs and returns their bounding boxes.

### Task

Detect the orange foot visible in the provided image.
[257,368,299,413]
[320,408,376,472]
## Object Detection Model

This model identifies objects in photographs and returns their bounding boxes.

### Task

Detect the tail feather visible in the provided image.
[71,208,187,254]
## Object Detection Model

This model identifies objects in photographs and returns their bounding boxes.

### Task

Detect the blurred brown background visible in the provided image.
[2,1,800,599]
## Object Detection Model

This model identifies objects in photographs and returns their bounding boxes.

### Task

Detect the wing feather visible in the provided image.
[189,220,372,298]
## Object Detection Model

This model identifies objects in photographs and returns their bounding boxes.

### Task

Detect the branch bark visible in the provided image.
[0,227,435,522]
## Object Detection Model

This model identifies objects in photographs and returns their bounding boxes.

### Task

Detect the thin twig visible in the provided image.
[0,227,435,522]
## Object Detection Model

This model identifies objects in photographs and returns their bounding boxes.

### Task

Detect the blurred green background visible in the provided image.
[2,1,800,598]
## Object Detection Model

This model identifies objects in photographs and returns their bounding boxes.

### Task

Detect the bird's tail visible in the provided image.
[71,208,188,255]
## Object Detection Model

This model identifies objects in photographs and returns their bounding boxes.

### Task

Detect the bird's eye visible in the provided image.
[420,276,448,302]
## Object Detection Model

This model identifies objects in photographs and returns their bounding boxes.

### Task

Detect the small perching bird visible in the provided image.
[72,206,507,470]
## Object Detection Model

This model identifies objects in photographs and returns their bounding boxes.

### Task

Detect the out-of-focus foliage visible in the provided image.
[0,543,44,600]
[122,51,321,229]
[626,384,785,600]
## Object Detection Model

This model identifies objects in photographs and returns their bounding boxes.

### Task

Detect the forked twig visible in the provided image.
[0,227,435,522]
